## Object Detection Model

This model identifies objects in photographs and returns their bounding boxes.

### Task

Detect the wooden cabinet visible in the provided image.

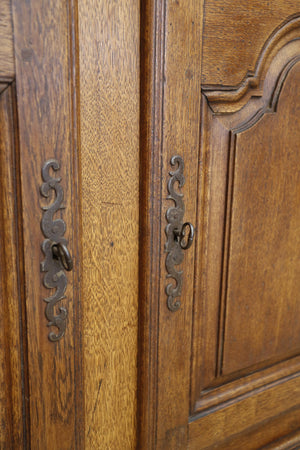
[0,1,139,448]
[139,1,300,448]
[2,0,300,448]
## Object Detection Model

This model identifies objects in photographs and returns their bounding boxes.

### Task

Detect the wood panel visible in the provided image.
[0,0,14,79]
[139,0,204,447]
[78,0,140,447]
[0,85,24,448]
[192,30,300,406]
[203,15,300,113]
[188,375,300,449]
[141,0,300,448]
[223,61,300,375]
[156,1,202,446]
[202,0,300,87]
[189,405,300,449]
[12,1,83,447]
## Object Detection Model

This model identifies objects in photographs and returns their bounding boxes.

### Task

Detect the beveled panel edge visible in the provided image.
[189,404,300,450]
[0,82,9,94]
[219,55,300,377]
[191,41,300,415]
[202,14,300,113]
[192,355,300,417]
[189,372,300,446]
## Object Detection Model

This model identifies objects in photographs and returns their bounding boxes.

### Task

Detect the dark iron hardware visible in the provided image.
[165,155,195,312]
[40,159,73,342]
[174,222,194,250]
[52,242,73,271]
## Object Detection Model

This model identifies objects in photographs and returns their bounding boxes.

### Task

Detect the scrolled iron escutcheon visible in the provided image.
[165,155,194,312]
[40,159,73,342]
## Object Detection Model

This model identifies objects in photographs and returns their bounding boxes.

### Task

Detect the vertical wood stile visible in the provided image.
[12,1,83,447]
[78,1,140,448]
[139,0,204,447]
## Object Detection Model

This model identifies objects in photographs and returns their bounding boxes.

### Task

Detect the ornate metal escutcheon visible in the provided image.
[40,159,73,342]
[165,155,194,312]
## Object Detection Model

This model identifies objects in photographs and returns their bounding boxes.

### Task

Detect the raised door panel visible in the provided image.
[223,63,300,374]
[137,0,300,448]
[202,1,300,87]
[188,6,300,448]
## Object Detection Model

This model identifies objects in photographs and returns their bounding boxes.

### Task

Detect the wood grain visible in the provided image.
[188,375,300,449]
[189,406,300,449]
[141,0,300,448]
[202,0,300,87]
[223,61,300,375]
[0,83,8,94]
[12,1,83,447]
[191,39,300,410]
[0,0,14,79]
[139,0,204,447]
[156,0,203,446]
[78,1,140,447]
[188,2,300,447]
[0,85,24,448]
[202,14,300,113]
[138,1,165,447]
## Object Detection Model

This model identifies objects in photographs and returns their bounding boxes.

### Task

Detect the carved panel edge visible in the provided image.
[202,14,300,113]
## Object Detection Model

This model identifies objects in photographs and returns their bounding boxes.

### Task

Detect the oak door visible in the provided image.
[1,1,139,448]
[139,1,300,448]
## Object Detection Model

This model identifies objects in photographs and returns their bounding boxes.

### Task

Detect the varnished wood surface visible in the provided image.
[0,1,140,447]
[223,62,300,374]
[0,85,24,448]
[262,428,300,450]
[3,0,300,447]
[139,0,204,448]
[141,0,300,448]
[192,38,300,398]
[188,375,300,449]
[202,0,300,87]
[189,2,300,445]
[0,83,8,94]
[189,406,300,449]
[0,0,14,79]
[156,0,203,446]
[12,1,83,447]
[78,0,140,448]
